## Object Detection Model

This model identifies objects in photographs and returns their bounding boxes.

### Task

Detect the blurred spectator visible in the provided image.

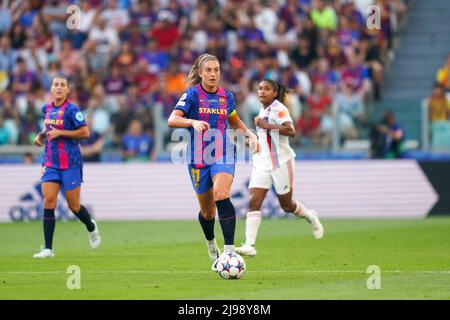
[111,95,134,146]
[11,58,36,96]
[88,15,120,68]
[149,10,180,52]
[370,111,405,159]
[0,36,17,74]
[102,0,130,32]
[121,119,156,161]
[295,106,320,146]
[436,54,450,94]
[310,0,337,31]
[290,35,317,70]
[428,84,450,122]
[58,39,82,78]
[19,38,48,73]
[80,115,105,162]
[0,113,10,145]
[341,50,371,99]
[334,81,365,141]
[0,0,407,154]
[22,152,34,164]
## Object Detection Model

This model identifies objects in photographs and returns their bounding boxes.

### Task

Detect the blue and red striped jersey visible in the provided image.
[41,100,86,169]
[174,84,237,167]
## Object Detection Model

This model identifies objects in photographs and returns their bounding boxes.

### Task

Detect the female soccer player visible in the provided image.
[236,79,324,257]
[168,53,260,270]
[32,77,101,258]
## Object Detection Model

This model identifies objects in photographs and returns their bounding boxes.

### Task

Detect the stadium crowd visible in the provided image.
[0,0,408,160]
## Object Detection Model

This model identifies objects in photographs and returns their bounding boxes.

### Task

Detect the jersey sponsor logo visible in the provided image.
[199,107,228,115]
[75,111,85,122]
[44,119,64,126]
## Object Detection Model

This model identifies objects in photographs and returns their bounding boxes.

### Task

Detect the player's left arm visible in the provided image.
[47,107,90,141]
[47,125,90,141]
[226,92,260,153]
[254,118,296,137]
[255,108,296,137]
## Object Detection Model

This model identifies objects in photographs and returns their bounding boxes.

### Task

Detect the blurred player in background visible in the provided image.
[236,79,324,257]
[32,77,101,258]
[168,53,260,270]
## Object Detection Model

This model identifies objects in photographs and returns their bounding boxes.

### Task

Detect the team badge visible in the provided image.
[75,111,85,122]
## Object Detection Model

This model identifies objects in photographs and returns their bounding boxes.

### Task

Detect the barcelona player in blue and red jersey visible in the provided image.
[168,53,260,271]
[32,77,101,258]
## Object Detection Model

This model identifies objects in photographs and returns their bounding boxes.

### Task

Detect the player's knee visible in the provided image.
[280,202,296,213]
[201,210,215,220]
[68,203,81,213]
[213,190,230,201]
[43,196,57,209]
[249,196,263,211]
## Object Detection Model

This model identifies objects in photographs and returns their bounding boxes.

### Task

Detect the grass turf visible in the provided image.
[0,217,449,299]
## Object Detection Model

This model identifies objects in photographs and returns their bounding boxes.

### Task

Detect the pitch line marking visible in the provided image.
[1,270,450,275]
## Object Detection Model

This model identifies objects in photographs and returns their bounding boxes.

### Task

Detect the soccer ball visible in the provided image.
[216,252,246,280]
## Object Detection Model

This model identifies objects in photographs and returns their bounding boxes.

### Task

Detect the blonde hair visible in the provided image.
[186,53,219,88]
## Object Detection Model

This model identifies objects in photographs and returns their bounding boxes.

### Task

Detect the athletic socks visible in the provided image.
[198,211,215,241]
[245,210,262,246]
[43,208,56,250]
[294,200,314,222]
[73,205,95,232]
[215,198,236,247]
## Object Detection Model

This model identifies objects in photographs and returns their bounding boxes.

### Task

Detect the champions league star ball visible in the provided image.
[216,252,246,280]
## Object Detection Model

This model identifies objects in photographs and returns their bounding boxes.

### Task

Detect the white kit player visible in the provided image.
[236,79,324,257]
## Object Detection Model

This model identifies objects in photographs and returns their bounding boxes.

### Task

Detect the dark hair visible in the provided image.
[262,79,288,104]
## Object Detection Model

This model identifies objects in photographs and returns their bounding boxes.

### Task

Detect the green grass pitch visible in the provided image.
[0,217,449,299]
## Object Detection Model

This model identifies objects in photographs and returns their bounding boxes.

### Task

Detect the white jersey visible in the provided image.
[252,99,296,170]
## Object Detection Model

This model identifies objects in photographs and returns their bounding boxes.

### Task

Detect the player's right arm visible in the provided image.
[168,90,210,132]
[34,105,47,147]
[168,110,210,132]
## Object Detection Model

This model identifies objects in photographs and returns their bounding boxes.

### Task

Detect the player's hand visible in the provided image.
[248,134,261,154]
[191,120,210,133]
[46,126,62,141]
[34,134,44,147]
[254,117,269,129]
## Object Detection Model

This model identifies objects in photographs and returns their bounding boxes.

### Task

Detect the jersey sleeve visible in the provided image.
[174,89,196,116]
[275,105,293,125]
[226,91,237,118]
[67,105,87,129]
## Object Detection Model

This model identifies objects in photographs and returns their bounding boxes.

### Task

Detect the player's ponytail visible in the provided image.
[263,79,288,104]
[186,53,219,88]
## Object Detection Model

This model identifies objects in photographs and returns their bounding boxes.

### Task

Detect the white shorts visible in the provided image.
[248,159,295,195]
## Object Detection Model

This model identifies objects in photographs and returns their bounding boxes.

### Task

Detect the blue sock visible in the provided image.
[73,205,95,232]
[198,211,215,241]
[215,198,236,245]
[43,209,55,250]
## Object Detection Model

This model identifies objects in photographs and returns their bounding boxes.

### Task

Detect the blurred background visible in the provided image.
[0,0,449,163]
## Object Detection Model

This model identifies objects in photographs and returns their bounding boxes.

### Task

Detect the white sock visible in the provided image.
[245,211,262,246]
[294,201,313,222]
[206,239,215,245]
[223,245,235,253]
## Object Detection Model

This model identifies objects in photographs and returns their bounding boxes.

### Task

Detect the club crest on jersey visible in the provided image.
[219,98,225,105]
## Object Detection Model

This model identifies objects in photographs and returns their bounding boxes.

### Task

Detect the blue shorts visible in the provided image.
[41,166,83,191]
[188,163,235,194]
